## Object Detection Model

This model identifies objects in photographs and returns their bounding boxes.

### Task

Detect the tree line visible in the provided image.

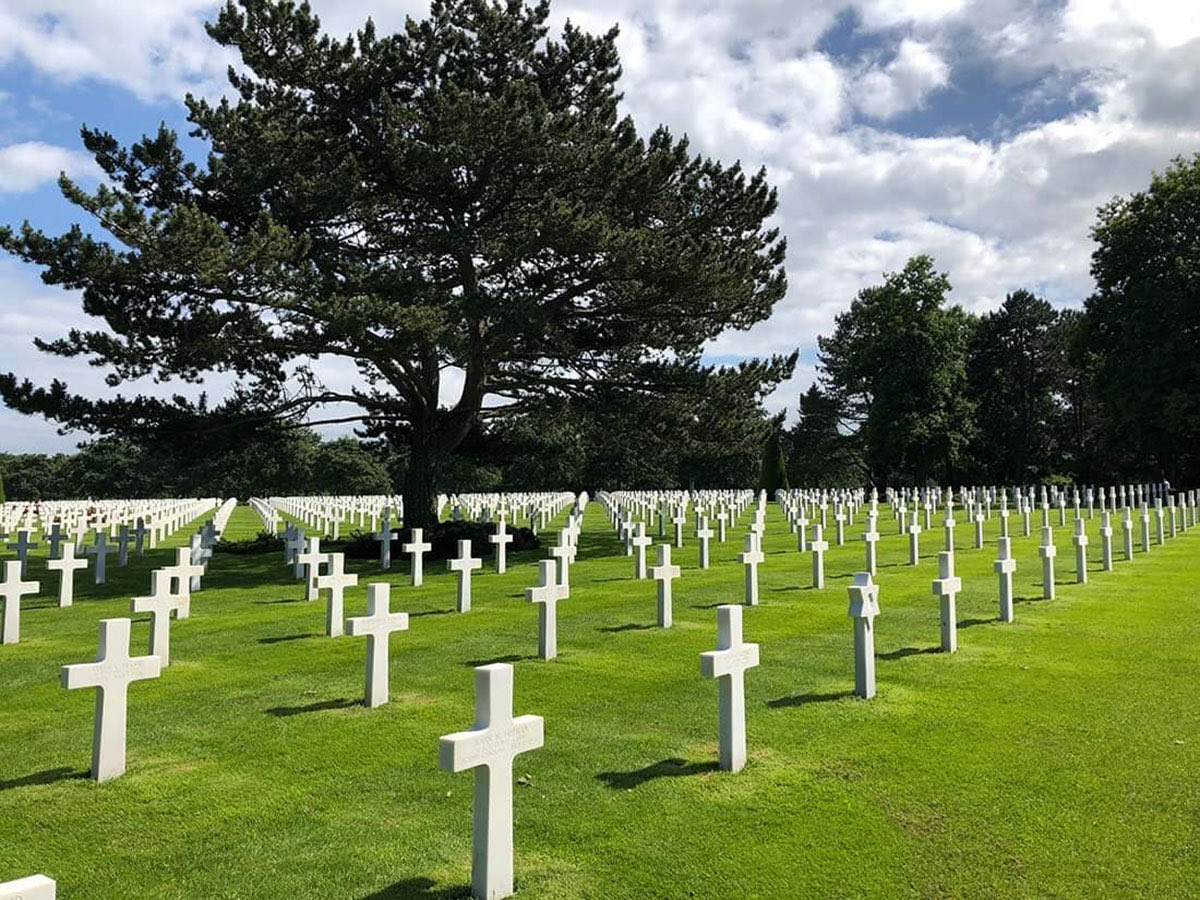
[786,152,1200,489]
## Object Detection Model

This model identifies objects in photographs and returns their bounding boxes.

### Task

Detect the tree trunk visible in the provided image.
[402,438,439,530]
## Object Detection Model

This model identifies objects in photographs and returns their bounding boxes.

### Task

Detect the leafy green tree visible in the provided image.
[0,454,70,500]
[1086,153,1200,483]
[817,256,975,485]
[758,423,789,496]
[0,0,787,527]
[786,383,862,487]
[311,437,394,496]
[0,468,6,503]
[965,290,1065,481]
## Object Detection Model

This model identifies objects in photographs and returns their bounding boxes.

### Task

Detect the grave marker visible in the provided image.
[316,553,359,637]
[448,540,483,613]
[404,528,433,587]
[47,542,87,608]
[649,544,681,627]
[846,573,880,699]
[525,559,566,659]
[1,560,39,645]
[931,551,961,653]
[699,605,759,773]
[346,584,409,707]
[438,664,544,900]
[61,618,162,782]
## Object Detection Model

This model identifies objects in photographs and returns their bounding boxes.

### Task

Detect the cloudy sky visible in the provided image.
[1,0,1199,453]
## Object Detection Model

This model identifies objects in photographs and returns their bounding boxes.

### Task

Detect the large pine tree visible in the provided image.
[0,0,788,525]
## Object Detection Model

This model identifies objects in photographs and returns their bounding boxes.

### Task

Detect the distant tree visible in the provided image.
[0,0,787,527]
[758,423,789,496]
[787,383,862,487]
[965,290,1065,481]
[817,256,975,485]
[1057,309,1103,482]
[1086,153,1200,483]
[0,454,69,501]
[311,437,394,496]
[0,468,6,503]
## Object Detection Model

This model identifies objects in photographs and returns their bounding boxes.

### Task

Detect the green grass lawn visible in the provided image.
[2,500,1198,898]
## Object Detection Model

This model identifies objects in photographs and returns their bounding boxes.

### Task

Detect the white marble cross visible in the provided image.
[404,528,433,587]
[1,560,39,645]
[834,508,846,546]
[489,518,514,575]
[0,874,56,899]
[438,663,544,900]
[631,522,652,579]
[6,529,38,578]
[86,532,113,585]
[189,535,212,591]
[316,553,359,637]
[907,517,922,565]
[973,511,985,549]
[738,532,764,606]
[1139,503,1151,553]
[548,534,574,592]
[716,509,729,543]
[697,517,714,569]
[61,617,162,782]
[525,559,566,659]
[931,551,961,653]
[285,528,307,577]
[672,509,687,548]
[164,548,204,619]
[1099,512,1114,571]
[810,524,829,589]
[297,536,329,602]
[862,515,880,576]
[1122,508,1134,560]
[116,524,133,568]
[47,522,67,560]
[1072,518,1089,584]
[346,583,409,707]
[448,539,483,613]
[375,508,397,570]
[846,572,880,699]
[1038,525,1057,600]
[47,542,87,608]
[649,544,681,627]
[795,515,809,552]
[994,536,1017,623]
[943,513,956,555]
[131,570,183,666]
[134,518,149,556]
[699,604,759,773]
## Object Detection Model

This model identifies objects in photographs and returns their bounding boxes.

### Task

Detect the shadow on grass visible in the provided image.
[595,757,719,790]
[409,609,454,618]
[597,623,654,633]
[1015,595,1053,605]
[266,698,357,717]
[0,767,89,791]
[359,877,470,899]
[463,654,532,668]
[959,617,995,629]
[253,598,299,605]
[690,602,727,610]
[258,633,318,645]
[878,646,941,661]
[767,690,854,708]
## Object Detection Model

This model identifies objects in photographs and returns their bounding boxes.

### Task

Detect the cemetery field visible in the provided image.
[2,504,1199,898]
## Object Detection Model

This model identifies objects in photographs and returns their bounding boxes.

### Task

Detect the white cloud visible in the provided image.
[854,39,951,119]
[0,141,99,193]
